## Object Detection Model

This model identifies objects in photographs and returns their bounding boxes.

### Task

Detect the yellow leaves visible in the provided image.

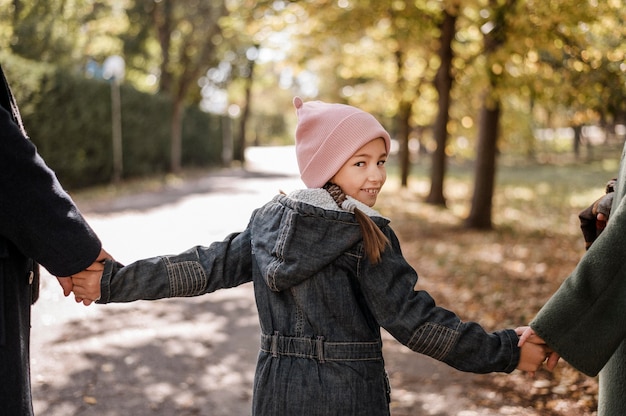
[607,49,624,63]
[380,176,599,412]
[83,395,98,405]
[461,115,474,128]
[491,62,503,75]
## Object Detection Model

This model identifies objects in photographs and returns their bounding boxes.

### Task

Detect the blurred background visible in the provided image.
[1,0,625,228]
[3,1,625,414]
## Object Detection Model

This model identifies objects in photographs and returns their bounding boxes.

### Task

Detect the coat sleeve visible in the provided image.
[0,105,101,276]
[531,193,626,377]
[359,230,520,374]
[98,230,253,303]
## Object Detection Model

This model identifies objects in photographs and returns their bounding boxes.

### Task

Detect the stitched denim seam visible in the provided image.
[407,322,460,361]
[258,349,382,362]
[165,259,207,297]
[265,210,294,291]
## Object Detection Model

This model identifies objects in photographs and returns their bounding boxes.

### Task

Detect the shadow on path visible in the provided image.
[34,285,259,416]
[31,147,576,415]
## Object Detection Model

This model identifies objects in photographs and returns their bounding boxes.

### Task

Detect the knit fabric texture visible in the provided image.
[293,96,391,188]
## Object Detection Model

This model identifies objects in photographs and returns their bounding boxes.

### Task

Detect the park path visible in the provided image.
[30,146,539,416]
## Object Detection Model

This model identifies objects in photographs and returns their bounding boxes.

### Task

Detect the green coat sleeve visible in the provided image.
[531,192,626,376]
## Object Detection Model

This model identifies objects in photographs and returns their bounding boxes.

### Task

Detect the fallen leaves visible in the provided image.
[376,160,612,415]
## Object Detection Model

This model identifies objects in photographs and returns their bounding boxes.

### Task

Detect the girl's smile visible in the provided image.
[330,138,387,207]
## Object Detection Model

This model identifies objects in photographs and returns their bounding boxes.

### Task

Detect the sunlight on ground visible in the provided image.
[32,148,608,415]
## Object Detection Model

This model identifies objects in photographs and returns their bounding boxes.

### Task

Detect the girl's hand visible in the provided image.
[516,326,561,371]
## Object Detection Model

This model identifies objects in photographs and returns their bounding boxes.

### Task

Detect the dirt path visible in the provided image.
[30,147,591,415]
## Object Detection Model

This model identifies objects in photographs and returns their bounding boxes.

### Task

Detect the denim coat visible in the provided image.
[532,142,626,416]
[100,188,520,415]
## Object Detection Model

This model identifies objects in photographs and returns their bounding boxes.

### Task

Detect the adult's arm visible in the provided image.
[0,105,101,276]
[531,194,626,376]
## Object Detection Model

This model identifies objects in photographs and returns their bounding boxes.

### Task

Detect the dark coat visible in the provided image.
[0,64,101,415]
[531,143,626,416]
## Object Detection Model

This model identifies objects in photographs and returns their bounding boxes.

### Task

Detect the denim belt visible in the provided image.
[260,332,383,363]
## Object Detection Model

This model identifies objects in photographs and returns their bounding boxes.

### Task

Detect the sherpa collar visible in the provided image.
[286,188,388,220]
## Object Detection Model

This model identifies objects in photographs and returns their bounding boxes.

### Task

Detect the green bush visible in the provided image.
[2,53,224,189]
[182,106,224,167]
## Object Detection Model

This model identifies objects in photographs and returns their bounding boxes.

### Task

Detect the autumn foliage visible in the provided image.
[376,154,619,415]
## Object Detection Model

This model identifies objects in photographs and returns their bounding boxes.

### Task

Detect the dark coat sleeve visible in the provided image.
[0,89,101,276]
[531,185,626,376]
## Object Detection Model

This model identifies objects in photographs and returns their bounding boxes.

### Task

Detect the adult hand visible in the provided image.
[517,327,561,371]
[579,179,615,250]
[57,248,113,305]
[56,276,73,297]
[56,248,113,296]
[72,260,106,306]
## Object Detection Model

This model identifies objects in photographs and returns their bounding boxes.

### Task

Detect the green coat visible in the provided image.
[531,143,626,416]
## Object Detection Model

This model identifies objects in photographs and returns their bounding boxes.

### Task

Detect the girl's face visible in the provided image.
[330,138,387,207]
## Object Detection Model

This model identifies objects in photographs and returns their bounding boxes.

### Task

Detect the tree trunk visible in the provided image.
[465,95,500,229]
[465,0,512,229]
[170,99,184,173]
[235,48,258,165]
[153,1,173,94]
[397,101,412,187]
[573,124,582,159]
[426,10,456,206]
[12,1,22,30]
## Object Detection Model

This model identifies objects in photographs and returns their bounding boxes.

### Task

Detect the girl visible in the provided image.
[73,97,549,416]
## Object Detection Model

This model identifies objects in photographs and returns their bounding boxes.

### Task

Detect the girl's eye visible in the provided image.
[378,160,386,166]
[354,161,365,167]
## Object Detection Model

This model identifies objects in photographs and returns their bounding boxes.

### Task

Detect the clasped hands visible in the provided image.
[52,250,560,374]
[56,248,110,305]
[516,326,560,375]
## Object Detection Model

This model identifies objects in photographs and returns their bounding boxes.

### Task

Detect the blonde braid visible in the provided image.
[323,183,389,264]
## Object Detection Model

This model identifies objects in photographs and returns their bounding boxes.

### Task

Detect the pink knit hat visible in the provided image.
[293,96,391,188]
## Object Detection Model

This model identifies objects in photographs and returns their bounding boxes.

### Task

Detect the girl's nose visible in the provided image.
[368,166,385,183]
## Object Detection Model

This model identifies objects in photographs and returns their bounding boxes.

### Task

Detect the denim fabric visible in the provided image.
[100,189,520,415]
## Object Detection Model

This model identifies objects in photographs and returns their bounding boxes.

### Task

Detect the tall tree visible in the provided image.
[386,3,428,188]
[283,0,438,187]
[218,1,270,164]
[465,0,512,229]
[235,45,259,163]
[6,0,126,67]
[426,5,458,205]
[125,0,228,173]
[463,0,601,228]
